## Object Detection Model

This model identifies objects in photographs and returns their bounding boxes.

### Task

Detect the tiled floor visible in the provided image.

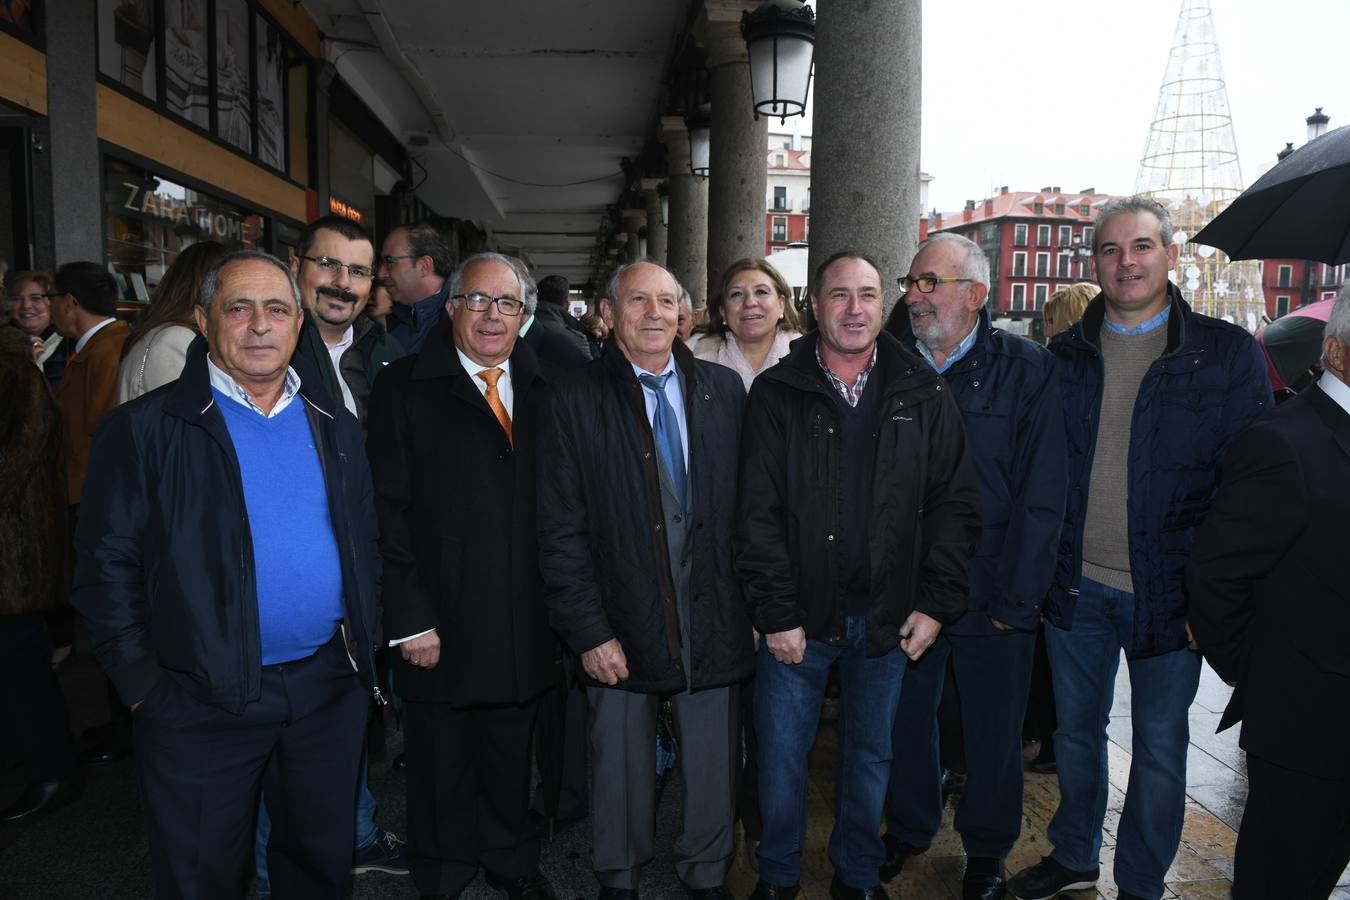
[3,654,1342,898]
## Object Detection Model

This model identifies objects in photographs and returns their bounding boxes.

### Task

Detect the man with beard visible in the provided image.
[291,216,404,425]
[881,233,1065,900]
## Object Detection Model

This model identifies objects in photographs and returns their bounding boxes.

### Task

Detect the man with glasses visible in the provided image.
[880,234,1065,900]
[368,252,558,900]
[737,251,980,900]
[291,215,404,424]
[538,260,751,899]
[378,221,453,354]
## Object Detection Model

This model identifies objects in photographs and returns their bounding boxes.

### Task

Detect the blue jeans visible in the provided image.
[755,616,907,889]
[1045,577,1201,900]
[255,743,378,897]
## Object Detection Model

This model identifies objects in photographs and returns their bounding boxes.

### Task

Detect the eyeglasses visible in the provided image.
[298,256,374,281]
[452,292,526,316]
[7,292,60,304]
[898,275,975,294]
[380,254,417,268]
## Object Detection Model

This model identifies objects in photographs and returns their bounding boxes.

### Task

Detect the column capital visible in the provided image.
[699,0,758,68]
[660,116,692,173]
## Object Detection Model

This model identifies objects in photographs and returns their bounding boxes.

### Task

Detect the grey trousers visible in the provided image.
[587,683,738,890]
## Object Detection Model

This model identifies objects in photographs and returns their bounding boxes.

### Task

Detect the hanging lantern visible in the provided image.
[659,183,669,226]
[686,109,711,179]
[741,0,816,122]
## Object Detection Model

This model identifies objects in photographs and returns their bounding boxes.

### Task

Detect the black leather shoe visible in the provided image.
[485,871,556,900]
[828,875,889,900]
[1,776,84,823]
[879,833,924,882]
[962,857,1006,900]
[748,883,798,900]
[683,884,733,899]
[597,888,638,900]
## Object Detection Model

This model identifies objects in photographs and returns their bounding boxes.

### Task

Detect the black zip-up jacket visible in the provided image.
[735,331,982,657]
[72,338,382,714]
[537,340,753,694]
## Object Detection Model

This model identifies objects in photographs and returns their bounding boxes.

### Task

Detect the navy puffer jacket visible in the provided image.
[1047,285,1271,657]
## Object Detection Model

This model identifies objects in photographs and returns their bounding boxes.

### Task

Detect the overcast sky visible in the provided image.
[917,0,1350,212]
[795,1,1349,214]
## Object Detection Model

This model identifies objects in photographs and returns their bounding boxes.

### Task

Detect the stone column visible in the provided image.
[641,178,668,265]
[702,0,769,303]
[622,209,646,263]
[660,116,709,307]
[45,1,102,264]
[809,0,921,319]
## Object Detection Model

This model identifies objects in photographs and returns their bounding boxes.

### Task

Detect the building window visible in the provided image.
[1033,202,1044,214]
[1083,226,1094,247]
[1011,283,1027,311]
[1057,253,1071,278]
[1080,204,1090,216]
[1277,265,1293,288]
[98,0,158,102]
[772,186,787,211]
[1013,224,1028,246]
[803,217,809,242]
[1054,203,1065,215]
[1325,264,1339,285]
[1276,295,1291,317]
[1034,284,1049,309]
[165,0,211,130]
[1058,225,1072,247]
[1037,224,1051,246]
[1013,251,1027,277]
[772,217,787,242]
[804,188,810,211]
[1035,252,1049,277]
[1323,290,1339,301]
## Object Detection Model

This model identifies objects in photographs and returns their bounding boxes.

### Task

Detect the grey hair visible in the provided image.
[198,250,302,311]
[448,252,537,316]
[1323,281,1350,367]
[915,232,990,290]
[1092,195,1175,252]
[678,287,693,315]
[603,259,680,309]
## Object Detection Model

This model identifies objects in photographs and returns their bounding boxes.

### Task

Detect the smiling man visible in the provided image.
[73,250,382,899]
[1008,197,1272,900]
[737,251,981,900]
[291,216,403,426]
[538,260,751,899]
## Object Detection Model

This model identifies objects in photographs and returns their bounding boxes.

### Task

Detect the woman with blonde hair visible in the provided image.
[1043,281,1099,340]
[688,257,803,390]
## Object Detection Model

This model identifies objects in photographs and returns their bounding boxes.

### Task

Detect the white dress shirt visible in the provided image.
[75,316,117,353]
[326,326,358,417]
[1319,370,1350,416]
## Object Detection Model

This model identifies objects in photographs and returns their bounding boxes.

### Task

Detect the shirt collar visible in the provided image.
[519,315,536,337]
[456,346,512,382]
[1104,304,1171,336]
[75,317,117,353]
[815,341,878,407]
[1318,370,1350,417]
[206,354,302,418]
[630,354,677,381]
[329,325,355,354]
[915,319,980,374]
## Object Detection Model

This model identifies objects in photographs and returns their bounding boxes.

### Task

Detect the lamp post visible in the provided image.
[741,0,815,122]
[686,109,711,179]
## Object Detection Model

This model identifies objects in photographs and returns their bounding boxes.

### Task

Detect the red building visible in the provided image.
[1260,259,1346,319]
[920,187,1125,334]
[764,145,811,254]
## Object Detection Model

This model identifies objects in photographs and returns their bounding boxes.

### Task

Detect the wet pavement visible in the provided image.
[2,653,1342,898]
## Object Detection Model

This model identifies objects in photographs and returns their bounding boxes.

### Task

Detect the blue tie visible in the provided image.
[638,372,687,503]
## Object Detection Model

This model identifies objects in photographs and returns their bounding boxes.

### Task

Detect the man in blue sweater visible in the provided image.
[73,250,382,899]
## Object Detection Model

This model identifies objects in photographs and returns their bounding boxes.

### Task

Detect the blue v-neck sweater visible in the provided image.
[214,390,344,665]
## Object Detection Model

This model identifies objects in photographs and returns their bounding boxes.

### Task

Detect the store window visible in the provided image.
[104,157,266,305]
[164,0,210,130]
[0,0,43,44]
[215,0,252,153]
[255,13,287,169]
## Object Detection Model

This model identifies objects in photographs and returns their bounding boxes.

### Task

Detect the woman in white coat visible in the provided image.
[686,257,802,391]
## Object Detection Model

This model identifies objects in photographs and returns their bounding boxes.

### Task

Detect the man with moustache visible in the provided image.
[737,251,981,900]
[379,221,453,354]
[369,253,557,900]
[538,260,751,898]
[292,216,404,425]
[1008,197,1271,900]
[881,233,1065,900]
[73,251,382,898]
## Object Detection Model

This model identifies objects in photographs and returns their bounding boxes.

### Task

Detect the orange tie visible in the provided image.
[476,367,513,445]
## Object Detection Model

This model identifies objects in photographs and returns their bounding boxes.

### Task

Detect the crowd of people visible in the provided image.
[0,194,1345,900]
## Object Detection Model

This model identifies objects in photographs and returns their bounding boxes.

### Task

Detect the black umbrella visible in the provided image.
[1194,124,1350,264]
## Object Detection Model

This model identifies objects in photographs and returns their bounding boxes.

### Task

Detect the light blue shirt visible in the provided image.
[916,321,980,374]
[206,356,302,418]
[632,355,689,470]
[1104,305,1171,336]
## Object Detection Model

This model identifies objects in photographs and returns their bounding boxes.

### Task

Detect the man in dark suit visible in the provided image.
[538,260,752,899]
[368,252,557,900]
[1186,287,1350,900]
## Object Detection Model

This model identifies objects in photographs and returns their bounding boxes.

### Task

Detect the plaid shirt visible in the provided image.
[816,342,878,407]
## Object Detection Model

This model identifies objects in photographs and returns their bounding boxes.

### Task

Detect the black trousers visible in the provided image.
[404,697,541,896]
[0,612,78,782]
[133,632,367,900]
[1233,753,1350,900]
